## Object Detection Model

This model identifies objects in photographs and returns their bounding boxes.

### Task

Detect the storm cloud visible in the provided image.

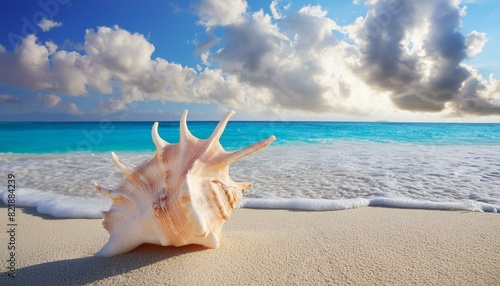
[350,0,500,115]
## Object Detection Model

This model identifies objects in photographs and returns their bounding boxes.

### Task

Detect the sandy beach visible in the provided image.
[1,206,499,285]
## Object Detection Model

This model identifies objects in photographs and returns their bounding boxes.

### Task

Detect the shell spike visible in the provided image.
[95,181,133,202]
[224,135,276,165]
[95,182,117,199]
[180,110,196,143]
[206,111,236,146]
[236,182,253,191]
[152,122,168,155]
[111,152,135,174]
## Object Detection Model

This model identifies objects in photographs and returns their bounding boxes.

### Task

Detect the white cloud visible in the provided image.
[298,5,329,18]
[0,35,52,90]
[63,103,84,115]
[52,50,89,95]
[38,94,61,107]
[211,8,378,115]
[270,1,281,19]
[38,18,63,32]
[45,41,58,54]
[270,0,291,20]
[0,94,21,103]
[200,51,211,66]
[192,0,248,27]
[465,30,487,57]
[84,26,154,77]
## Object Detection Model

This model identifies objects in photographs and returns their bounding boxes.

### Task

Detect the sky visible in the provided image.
[0,0,499,122]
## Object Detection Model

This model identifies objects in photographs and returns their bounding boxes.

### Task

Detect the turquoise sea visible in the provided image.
[1,120,499,217]
[0,121,499,153]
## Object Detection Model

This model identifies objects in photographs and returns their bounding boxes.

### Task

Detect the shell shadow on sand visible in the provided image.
[1,243,207,285]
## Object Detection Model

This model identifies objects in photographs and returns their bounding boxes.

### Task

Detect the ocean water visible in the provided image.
[1,121,499,218]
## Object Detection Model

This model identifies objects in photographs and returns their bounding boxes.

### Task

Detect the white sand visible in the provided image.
[1,207,499,285]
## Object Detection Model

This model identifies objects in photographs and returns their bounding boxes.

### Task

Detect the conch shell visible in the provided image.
[94,110,275,256]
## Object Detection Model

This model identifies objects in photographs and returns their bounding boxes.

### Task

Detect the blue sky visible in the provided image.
[0,0,499,122]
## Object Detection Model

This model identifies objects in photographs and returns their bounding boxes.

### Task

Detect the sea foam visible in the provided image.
[1,188,111,219]
[1,188,497,219]
[1,141,499,218]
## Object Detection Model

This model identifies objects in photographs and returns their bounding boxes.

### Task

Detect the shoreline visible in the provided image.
[1,206,499,285]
